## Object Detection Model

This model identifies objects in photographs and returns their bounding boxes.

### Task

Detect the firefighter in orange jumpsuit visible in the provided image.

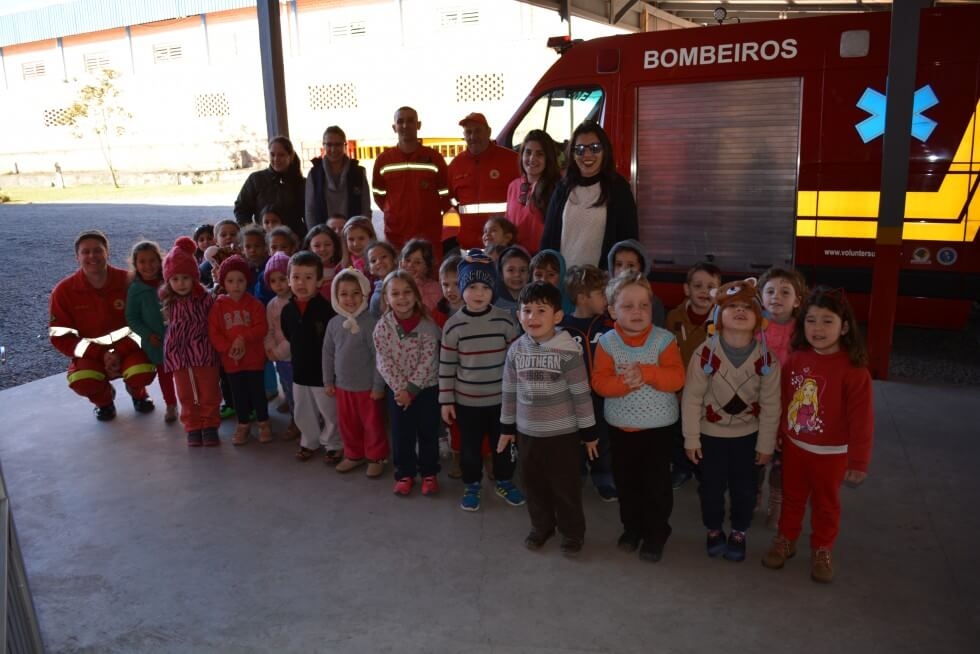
[49,230,157,421]
[447,112,520,251]
[373,106,452,260]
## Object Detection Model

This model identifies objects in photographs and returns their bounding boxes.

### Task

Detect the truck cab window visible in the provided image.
[511,88,604,153]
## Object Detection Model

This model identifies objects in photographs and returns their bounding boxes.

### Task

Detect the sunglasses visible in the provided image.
[519,181,530,206]
[572,142,603,156]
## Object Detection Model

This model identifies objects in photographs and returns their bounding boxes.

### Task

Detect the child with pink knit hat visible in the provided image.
[160,237,222,447]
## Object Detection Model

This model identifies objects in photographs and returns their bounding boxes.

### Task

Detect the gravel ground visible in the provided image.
[0,201,978,390]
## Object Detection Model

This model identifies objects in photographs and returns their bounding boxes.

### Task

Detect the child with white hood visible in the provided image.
[322,268,388,478]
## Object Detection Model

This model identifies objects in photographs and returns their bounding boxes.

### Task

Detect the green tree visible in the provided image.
[64,69,131,188]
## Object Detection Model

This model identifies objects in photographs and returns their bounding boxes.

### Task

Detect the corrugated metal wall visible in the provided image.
[635,77,802,272]
[0,0,256,48]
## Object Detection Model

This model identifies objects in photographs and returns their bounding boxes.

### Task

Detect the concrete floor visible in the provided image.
[0,375,978,654]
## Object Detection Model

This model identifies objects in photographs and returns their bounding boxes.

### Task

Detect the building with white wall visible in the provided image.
[0,0,626,176]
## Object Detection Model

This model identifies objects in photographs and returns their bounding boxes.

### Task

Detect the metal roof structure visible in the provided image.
[0,0,254,48]
[525,1,974,29]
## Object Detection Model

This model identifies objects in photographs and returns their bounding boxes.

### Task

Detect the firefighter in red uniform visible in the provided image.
[447,112,520,251]
[372,106,452,260]
[49,230,157,421]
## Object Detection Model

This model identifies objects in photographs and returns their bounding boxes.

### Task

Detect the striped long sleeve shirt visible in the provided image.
[500,330,596,440]
[438,306,517,407]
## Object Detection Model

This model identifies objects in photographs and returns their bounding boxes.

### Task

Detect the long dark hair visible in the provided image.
[565,121,616,206]
[791,286,868,368]
[520,129,561,212]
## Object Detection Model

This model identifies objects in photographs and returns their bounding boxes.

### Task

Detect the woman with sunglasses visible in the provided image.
[505,130,561,256]
[540,122,638,270]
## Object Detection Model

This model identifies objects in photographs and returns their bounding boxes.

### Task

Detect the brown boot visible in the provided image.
[232,423,251,446]
[335,457,366,473]
[365,460,386,478]
[257,421,273,444]
[811,548,834,583]
[448,452,462,479]
[761,535,796,569]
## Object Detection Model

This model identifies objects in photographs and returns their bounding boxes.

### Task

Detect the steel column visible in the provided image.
[256,0,289,140]
[868,1,930,379]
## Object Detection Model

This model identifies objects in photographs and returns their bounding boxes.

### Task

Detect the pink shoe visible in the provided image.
[421,475,439,496]
[393,477,414,496]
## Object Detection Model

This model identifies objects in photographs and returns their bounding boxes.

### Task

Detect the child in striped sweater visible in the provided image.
[439,250,523,512]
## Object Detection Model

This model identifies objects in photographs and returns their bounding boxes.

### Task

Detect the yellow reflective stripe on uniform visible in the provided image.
[438,189,450,197]
[123,362,157,379]
[379,162,440,175]
[458,203,508,214]
[68,369,106,384]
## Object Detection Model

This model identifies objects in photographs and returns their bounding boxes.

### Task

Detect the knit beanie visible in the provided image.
[263,251,290,287]
[217,254,252,288]
[330,267,372,333]
[163,236,200,283]
[457,248,497,300]
[704,277,771,374]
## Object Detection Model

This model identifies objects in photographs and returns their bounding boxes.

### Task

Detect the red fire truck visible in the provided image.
[497,6,980,329]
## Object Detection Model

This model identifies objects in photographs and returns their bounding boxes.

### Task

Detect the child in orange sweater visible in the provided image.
[592,272,685,563]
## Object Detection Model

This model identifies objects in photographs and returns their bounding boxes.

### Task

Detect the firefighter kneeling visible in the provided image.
[49,230,157,421]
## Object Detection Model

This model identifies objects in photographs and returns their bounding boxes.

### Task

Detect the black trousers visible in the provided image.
[519,433,585,541]
[609,424,674,547]
[227,370,268,423]
[699,432,758,532]
[456,404,515,485]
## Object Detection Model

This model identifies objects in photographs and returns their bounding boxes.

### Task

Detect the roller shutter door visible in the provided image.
[634,77,802,273]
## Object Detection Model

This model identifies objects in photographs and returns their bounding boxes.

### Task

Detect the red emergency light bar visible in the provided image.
[547,35,581,54]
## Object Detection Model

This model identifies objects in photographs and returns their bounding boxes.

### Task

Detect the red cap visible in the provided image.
[459,112,489,128]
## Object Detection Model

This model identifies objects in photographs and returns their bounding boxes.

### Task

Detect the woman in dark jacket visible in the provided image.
[540,122,638,270]
[234,136,307,238]
[304,125,371,231]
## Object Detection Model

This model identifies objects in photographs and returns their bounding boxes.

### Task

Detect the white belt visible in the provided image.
[787,435,847,456]
[457,202,507,214]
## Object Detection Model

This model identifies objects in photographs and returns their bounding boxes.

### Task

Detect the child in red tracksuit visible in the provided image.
[761,286,873,584]
[208,254,271,445]
[160,237,222,447]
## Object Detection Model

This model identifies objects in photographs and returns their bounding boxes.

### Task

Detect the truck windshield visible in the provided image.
[511,88,604,152]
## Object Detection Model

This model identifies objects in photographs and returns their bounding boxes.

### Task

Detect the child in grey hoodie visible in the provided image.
[323,268,388,478]
[500,281,597,556]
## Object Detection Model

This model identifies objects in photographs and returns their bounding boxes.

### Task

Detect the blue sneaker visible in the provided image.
[460,483,481,512]
[724,530,747,562]
[495,480,526,506]
[706,530,727,558]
